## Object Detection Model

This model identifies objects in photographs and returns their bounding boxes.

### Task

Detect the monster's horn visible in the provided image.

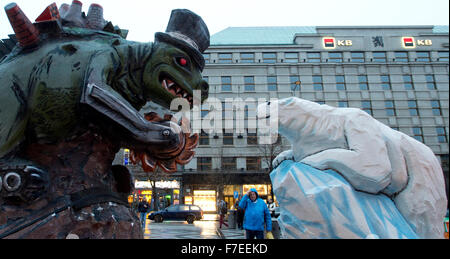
[35,2,60,23]
[87,3,105,30]
[65,0,82,18]
[59,3,70,18]
[4,2,40,48]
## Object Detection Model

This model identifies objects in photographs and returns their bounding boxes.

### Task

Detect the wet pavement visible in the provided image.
[143,214,245,239]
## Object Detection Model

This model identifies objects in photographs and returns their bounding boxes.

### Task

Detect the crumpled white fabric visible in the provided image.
[259,97,447,239]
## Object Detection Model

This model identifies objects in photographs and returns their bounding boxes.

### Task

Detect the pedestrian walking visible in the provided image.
[235,197,244,230]
[138,197,150,230]
[239,188,272,239]
[218,199,228,228]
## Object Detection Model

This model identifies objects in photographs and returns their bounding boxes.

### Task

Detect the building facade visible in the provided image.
[125,25,449,213]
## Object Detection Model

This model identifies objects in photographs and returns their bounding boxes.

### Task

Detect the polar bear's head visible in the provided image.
[257,97,328,144]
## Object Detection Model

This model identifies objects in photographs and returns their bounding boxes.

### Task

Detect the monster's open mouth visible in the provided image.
[159,73,193,106]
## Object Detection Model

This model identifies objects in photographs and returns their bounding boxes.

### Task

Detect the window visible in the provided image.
[431,100,441,116]
[203,53,210,64]
[373,52,387,62]
[218,53,232,64]
[361,101,372,115]
[416,51,430,62]
[425,75,436,90]
[307,52,321,63]
[244,102,257,119]
[380,75,391,90]
[190,205,201,211]
[338,101,348,108]
[246,157,260,170]
[178,205,190,211]
[285,52,299,63]
[358,75,369,90]
[336,75,346,90]
[312,75,323,91]
[403,75,414,90]
[247,130,257,145]
[198,157,212,170]
[267,76,277,91]
[199,130,209,145]
[167,205,178,212]
[395,51,408,62]
[351,52,364,63]
[408,100,418,116]
[221,76,232,92]
[436,127,447,143]
[244,76,255,92]
[290,75,300,91]
[222,157,236,170]
[201,104,209,118]
[223,130,233,145]
[222,101,232,119]
[240,53,255,63]
[385,100,395,116]
[329,52,343,62]
[412,127,423,142]
[438,51,449,62]
[263,52,276,63]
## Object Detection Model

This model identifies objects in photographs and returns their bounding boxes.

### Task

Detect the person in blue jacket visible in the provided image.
[239,188,272,239]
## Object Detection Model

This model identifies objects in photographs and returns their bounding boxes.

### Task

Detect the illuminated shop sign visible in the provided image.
[134,180,180,189]
[402,37,415,48]
[402,37,432,48]
[323,37,353,49]
[323,37,335,49]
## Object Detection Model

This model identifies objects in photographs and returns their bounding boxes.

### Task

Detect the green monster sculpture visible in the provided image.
[0,1,209,238]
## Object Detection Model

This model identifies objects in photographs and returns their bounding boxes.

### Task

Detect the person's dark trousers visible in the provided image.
[246,230,264,239]
[237,210,244,229]
[219,214,228,228]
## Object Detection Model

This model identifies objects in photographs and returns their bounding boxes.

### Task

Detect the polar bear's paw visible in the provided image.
[273,150,295,169]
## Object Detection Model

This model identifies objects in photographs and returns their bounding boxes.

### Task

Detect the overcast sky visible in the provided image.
[1,0,449,42]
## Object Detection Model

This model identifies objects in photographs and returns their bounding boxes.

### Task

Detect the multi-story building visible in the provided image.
[126,25,449,213]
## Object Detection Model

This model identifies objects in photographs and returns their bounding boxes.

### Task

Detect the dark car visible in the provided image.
[148,204,203,224]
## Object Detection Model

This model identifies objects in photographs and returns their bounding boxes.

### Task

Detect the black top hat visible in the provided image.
[155,9,210,71]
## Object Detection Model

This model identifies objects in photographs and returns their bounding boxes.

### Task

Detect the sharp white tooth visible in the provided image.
[168,82,175,87]
[162,80,168,89]
[183,92,188,98]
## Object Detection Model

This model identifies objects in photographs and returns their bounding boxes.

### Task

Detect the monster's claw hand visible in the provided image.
[130,112,198,173]
[0,165,49,203]
[272,150,294,169]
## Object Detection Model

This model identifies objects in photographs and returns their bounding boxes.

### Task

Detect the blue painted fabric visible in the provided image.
[270,160,418,239]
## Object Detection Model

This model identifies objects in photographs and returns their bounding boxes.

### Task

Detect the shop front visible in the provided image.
[132,179,181,211]
[184,186,217,213]
[182,171,273,212]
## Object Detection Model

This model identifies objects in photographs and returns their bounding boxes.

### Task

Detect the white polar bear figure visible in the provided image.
[258,97,447,239]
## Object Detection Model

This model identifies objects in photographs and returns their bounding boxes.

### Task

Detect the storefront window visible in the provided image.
[193,190,216,212]
[243,184,268,196]
[185,196,193,205]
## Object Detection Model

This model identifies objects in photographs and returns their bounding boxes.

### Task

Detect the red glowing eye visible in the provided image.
[179,58,187,66]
